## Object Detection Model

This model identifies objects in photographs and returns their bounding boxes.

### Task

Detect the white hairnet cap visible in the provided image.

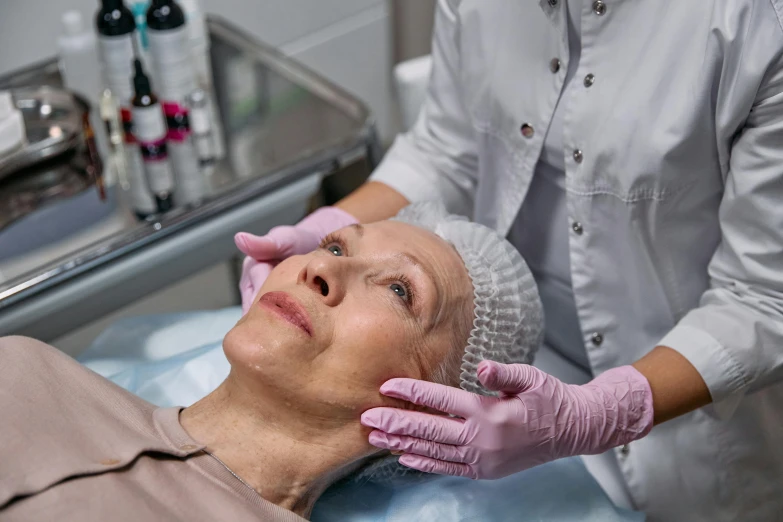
[355,202,544,484]
[393,201,544,394]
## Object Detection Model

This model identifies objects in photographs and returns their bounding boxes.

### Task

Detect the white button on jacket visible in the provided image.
[371,1,783,520]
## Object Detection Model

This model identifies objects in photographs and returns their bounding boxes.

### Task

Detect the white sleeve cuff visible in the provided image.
[658,324,748,419]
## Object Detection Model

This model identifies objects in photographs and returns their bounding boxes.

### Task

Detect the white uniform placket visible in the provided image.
[563,0,613,377]
[510,0,569,234]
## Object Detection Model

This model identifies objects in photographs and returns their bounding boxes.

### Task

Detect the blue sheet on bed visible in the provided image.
[78,309,643,522]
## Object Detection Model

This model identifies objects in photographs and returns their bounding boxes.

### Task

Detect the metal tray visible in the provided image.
[0,86,88,180]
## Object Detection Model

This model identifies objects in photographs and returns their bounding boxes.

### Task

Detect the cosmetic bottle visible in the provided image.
[146,0,205,205]
[132,59,175,212]
[96,0,154,215]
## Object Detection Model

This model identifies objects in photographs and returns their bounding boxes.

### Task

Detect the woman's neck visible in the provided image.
[180,373,375,518]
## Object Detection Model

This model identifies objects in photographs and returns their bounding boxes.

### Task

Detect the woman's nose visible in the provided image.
[298,256,347,306]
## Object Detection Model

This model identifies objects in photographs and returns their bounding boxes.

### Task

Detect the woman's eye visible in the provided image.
[390,283,407,299]
[326,244,343,256]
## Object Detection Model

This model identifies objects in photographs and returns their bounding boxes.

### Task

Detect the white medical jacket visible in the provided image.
[371,1,783,520]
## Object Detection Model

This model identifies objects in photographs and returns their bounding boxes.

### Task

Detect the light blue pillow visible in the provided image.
[314,459,642,522]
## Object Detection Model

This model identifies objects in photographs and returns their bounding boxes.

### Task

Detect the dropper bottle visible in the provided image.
[132,58,175,212]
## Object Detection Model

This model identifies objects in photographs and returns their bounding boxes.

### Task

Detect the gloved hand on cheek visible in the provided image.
[234,206,358,313]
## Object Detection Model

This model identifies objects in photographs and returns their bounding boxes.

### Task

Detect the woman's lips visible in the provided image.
[258,291,313,336]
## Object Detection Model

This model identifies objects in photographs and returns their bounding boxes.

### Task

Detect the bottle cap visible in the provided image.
[97,0,136,36]
[147,0,186,30]
[62,11,85,37]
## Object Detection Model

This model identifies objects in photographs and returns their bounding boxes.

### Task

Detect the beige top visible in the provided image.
[0,336,307,522]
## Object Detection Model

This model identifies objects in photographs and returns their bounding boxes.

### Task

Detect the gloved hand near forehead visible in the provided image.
[234,207,358,314]
[362,360,654,479]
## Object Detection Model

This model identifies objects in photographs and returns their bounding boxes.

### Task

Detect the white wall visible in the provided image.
[0,0,397,140]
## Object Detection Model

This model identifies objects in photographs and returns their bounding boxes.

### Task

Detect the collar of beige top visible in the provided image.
[152,407,207,456]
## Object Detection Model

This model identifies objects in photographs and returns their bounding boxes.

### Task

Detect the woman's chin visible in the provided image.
[223,324,305,374]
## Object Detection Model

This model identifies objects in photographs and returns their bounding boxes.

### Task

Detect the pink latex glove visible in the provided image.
[361,361,654,479]
[234,206,358,313]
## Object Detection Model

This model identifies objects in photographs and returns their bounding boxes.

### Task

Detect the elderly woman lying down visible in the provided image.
[0,203,542,522]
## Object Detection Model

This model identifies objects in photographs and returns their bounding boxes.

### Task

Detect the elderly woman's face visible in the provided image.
[223,221,473,416]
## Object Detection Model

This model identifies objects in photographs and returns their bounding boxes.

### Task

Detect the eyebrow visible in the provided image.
[345,224,443,327]
[348,223,364,237]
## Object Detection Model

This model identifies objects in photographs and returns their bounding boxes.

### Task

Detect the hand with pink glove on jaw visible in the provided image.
[361,360,654,479]
[361,339,713,482]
